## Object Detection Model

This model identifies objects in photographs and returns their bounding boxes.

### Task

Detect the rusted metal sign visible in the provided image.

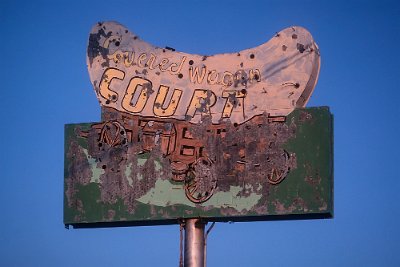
[64,22,332,228]
[87,22,320,125]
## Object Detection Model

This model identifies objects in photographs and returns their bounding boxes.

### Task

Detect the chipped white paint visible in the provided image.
[87,21,320,124]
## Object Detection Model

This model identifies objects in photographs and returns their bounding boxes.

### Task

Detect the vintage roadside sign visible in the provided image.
[64,22,333,228]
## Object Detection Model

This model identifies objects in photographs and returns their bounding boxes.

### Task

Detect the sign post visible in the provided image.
[65,21,333,266]
[184,219,206,267]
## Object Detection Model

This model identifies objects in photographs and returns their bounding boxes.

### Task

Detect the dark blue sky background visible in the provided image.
[1,0,399,266]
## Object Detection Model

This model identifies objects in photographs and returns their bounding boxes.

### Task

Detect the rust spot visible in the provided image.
[107,210,116,220]
[299,111,312,122]
[305,163,321,185]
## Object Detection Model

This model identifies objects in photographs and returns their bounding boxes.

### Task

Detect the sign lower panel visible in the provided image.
[64,107,333,228]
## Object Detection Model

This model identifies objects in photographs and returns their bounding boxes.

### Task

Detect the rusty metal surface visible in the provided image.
[87,21,320,125]
[64,107,333,227]
[63,21,331,228]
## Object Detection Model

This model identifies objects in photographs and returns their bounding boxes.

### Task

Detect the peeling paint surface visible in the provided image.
[64,107,333,227]
[64,21,330,228]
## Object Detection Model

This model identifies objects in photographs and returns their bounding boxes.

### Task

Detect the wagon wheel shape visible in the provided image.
[98,121,127,148]
[184,157,217,203]
[267,150,290,185]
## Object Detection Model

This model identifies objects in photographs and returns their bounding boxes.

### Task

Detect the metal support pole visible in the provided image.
[184,219,206,267]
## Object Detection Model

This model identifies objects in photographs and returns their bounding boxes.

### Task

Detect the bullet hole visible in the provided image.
[292,34,298,39]
[125,30,128,33]
[178,73,183,79]
[294,83,300,88]
[133,36,138,40]
[254,74,260,80]
[282,45,287,51]
[98,143,102,147]
[106,100,110,104]
[115,41,120,46]
[120,130,125,135]
[297,43,305,53]
[122,139,126,144]
[250,54,255,59]
[111,95,117,100]
[233,123,238,127]
[102,165,107,169]
[189,60,194,65]
[241,89,247,95]
[237,53,241,56]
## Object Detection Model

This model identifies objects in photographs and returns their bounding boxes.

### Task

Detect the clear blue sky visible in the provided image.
[1,0,399,266]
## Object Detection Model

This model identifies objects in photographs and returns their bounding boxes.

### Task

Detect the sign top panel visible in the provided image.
[87,21,320,125]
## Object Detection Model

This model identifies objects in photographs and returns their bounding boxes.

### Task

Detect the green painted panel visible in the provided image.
[64,107,333,228]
